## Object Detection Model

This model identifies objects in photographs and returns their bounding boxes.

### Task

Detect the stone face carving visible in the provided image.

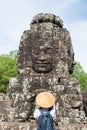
[0,13,86,125]
[31,42,55,73]
[17,13,75,76]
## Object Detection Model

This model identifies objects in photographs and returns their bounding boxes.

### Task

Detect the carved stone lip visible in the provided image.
[36,63,49,66]
[36,61,49,65]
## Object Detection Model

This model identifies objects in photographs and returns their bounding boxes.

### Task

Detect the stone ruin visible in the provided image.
[0,13,87,130]
[82,91,87,117]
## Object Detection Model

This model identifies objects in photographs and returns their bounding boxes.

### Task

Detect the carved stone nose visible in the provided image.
[39,52,46,60]
[39,55,45,60]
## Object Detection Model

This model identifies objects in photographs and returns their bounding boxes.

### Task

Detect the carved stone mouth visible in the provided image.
[36,63,49,66]
[36,62,49,66]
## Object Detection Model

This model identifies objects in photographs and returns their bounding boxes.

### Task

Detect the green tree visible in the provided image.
[0,50,18,93]
[72,62,87,91]
[9,50,18,59]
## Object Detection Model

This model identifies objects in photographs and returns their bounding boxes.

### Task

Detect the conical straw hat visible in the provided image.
[36,92,55,108]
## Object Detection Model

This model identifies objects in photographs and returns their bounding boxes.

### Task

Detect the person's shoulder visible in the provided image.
[34,108,40,113]
[34,108,41,118]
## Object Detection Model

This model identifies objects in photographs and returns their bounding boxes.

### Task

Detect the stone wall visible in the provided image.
[0,122,87,130]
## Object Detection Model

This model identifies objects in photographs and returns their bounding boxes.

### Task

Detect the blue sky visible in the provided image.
[0,0,87,72]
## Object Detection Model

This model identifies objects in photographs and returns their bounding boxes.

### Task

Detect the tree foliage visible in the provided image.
[72,61,87,91]
[0,50,18,93]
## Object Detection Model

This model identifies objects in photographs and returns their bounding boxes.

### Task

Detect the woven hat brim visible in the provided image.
[36,92,55,108]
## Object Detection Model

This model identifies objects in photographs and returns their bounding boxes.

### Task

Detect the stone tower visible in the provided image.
[0,14,85,127]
